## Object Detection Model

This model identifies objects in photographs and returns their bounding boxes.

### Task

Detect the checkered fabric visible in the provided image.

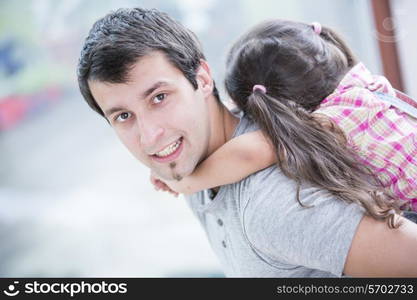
[315,63,417,211]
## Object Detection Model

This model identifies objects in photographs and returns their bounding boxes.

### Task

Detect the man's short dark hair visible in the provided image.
[77,7,220,117]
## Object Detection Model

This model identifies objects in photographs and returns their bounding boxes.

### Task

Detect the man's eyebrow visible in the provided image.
[104,106,124,118]
[141,81,169,99]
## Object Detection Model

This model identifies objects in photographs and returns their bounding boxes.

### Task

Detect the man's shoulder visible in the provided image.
[239,163,295,193]
[230,163,301,216]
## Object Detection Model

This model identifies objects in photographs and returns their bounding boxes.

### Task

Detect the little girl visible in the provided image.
[152,20,417,214]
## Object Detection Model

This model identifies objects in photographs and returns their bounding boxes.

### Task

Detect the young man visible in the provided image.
[78,8,417,277]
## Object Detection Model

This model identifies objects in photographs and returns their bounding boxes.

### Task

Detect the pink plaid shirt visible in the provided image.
[315,63,417,211]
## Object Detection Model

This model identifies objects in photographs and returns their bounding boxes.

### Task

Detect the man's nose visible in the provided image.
[137,117,164,150]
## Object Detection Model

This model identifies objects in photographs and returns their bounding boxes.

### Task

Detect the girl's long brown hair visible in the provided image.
[225,19,403,228]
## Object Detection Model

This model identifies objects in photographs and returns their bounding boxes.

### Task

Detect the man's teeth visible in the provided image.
[154,139,182,157]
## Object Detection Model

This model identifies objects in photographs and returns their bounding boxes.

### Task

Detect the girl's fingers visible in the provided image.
[155,179,167,190]
[150,175,179,197]
[150,175,161,190]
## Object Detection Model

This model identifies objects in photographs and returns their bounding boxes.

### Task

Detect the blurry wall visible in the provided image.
[0,0,404,277]
[391,0,417,98]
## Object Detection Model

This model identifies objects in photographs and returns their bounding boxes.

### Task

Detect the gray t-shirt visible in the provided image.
[185,113,364,277]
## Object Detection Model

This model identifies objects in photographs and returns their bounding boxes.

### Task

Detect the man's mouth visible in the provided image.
[150,137,184,163]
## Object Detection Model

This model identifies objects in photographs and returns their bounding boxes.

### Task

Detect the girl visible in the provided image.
[152,20,417,227]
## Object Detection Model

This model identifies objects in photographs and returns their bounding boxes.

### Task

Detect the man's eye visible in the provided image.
[115,112,131,122]
[152,93,166,104]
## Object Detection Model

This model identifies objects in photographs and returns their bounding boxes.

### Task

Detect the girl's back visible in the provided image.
[315,62,417,210]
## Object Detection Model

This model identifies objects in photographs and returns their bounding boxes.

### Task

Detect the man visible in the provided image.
[78,8,417,277]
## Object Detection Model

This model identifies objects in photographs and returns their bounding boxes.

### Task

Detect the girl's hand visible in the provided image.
[150,172,196,195]
[150,173,179,197]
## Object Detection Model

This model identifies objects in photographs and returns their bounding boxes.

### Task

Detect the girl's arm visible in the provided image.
[162,130,277,195]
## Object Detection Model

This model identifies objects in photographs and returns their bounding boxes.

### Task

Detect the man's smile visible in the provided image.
[150,137,184,163]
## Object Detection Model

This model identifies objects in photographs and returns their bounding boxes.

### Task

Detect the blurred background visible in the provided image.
[0,0,415,277]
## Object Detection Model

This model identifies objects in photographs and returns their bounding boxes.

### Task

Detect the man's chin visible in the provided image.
[151,168,186,182]
[150,155,198,180]
[162,167,194,182]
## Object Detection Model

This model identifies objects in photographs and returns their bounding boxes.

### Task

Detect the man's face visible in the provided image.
[89,51,213,181]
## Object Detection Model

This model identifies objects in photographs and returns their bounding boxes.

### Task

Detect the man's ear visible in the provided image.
[196,59,214,98]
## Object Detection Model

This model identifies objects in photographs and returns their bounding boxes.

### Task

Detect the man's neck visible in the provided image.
[207,98,239,157]
[206,97,239,194]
